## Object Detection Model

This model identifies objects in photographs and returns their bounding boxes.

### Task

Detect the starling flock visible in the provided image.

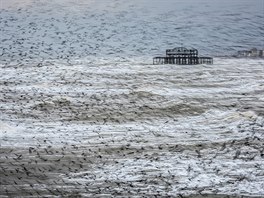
[1,1,264,197]
[1,57,264,197]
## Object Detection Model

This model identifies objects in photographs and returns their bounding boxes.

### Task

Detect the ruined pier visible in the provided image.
[153,47,213,65]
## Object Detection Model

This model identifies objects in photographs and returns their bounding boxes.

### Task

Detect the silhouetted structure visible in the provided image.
[153,47,213,65]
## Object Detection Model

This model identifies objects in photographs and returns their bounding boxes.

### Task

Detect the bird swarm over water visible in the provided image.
[1,58,264,197]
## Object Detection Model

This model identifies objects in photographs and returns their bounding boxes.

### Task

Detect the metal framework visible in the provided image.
[153,47,213,65]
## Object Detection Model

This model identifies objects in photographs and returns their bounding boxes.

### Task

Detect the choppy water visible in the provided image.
[1,1,264,197]
[1,57,264,197]
[0,0,263,63]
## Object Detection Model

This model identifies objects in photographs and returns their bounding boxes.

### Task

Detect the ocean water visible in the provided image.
[1,1,264,197]
[0,0,263,63]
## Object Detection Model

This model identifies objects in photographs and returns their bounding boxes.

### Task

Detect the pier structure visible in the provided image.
[236,48,264,58]
[153,47,213,65]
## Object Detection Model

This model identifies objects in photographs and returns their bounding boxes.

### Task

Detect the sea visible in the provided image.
[0,0,263,63]
[0,0,264,197]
